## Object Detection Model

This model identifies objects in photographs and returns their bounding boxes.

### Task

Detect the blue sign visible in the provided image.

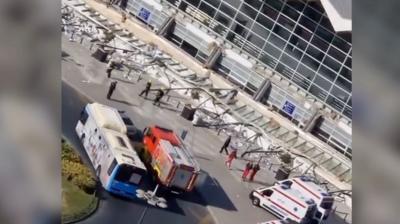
[138,7,151,23]
[282,100,296,115]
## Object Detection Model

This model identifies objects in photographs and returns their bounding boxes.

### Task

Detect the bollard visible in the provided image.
[80,37,84,44]
[166,95,170,102]
[181,130,188,140]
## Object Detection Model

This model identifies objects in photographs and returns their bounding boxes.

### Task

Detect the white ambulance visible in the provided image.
[250,185,317,224]
[275,176,334,222]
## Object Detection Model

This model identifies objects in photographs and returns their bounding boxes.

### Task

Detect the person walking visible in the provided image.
[106,57,116,78]
[153,88,165,106]
[139,80,152,98]
[242,161,253,181]
[219,135,231,155]
[249,163,260,182]
[225,147,237,170]
[107,81,118,99]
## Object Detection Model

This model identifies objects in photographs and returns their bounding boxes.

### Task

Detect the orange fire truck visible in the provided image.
[142,125,200,192]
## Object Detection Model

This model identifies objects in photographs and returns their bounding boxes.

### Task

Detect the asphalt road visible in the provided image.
[62,81,217,224]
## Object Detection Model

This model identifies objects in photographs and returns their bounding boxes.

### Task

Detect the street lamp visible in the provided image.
[136,184,168,208]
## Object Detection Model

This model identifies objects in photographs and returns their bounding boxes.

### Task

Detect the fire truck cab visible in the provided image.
[250,185,317,224]
[142,125,200,192]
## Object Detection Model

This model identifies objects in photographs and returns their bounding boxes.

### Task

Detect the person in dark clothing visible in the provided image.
[219,135,231,155]
[139,80,152,98]
[107,81,118,99]
[242,162,252,181]
[106,58,116,78]
[153,89,165,106]
[249,163,260,182]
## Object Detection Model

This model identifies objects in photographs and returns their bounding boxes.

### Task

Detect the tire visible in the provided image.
[252,197,260,207]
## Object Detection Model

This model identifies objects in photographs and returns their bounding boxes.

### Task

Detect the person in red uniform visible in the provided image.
[242,162,252,181]
[249,163,260,182]
[225,147,237,169]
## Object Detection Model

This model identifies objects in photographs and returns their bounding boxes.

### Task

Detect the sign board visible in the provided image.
[138,7,151,23]
[282,100,296,116]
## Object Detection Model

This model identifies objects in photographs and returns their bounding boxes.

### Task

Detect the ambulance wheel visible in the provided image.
[252,197,260,207]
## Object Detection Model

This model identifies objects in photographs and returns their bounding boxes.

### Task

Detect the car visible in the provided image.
[118,111,144,142]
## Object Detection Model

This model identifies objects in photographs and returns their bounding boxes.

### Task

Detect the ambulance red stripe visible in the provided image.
[273,188,306,208]
[293,179,321,199]
[268,199,301,221]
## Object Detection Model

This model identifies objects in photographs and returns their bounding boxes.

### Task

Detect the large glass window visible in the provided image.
[259,52,278,68]
[285,43,303,60]
[241,3,258,19]
[315,25,334,44]
[318,65,337,81]
[306,44,324,61]
[335,76,352,93]
[215,12,232,28]
[115,164,145,185]
[292,72,311,90]
[326,95,345,112]
[276,63,294,79]
[332,36,351,54]
[301,54,320,72]
[309,84,328,101]
[330,86,349,103]
[323,55,341,72]
[107,159,117,176]
[264,42,282,59]
[320,16,334,32]
[256,14,274,30]
[204,0,220,8]
[186,0,200,7]
[303,5,321,23]
[268,33,286,50]
[297,63,316,80]
[278,14,295,31]
[280,53,298,70]
[311,35,329,52]
[314,75,332,91]
[345,57,352,68]
[261,3,279,20]
[282,4,300,21]
[220,2,236,17]
[264,0,283,11]
[244,0,261,10]
[328,46,346,62]
[273,24,291,41]
[247,32,265,49]
[340,67,352,81]
[294,25,312,41]
[199,2,216,18]
[252,22,270,40]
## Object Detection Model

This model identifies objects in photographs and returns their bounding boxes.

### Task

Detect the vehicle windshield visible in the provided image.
[115,164,145,185]
[320,200,334,210]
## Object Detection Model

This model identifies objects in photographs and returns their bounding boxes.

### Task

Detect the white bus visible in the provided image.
[250,185,317,224]
[76,103,147,199]
[275,176,334,223]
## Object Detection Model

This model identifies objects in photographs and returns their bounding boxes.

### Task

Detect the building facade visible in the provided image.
[122,0,352,159]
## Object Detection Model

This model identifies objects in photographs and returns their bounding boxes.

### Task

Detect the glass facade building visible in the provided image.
[125,0,352,158]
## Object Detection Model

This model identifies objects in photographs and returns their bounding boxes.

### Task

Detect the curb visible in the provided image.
[63,193,100,224]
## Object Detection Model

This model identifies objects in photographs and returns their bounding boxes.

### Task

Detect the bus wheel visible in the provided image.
[252,197,260,207]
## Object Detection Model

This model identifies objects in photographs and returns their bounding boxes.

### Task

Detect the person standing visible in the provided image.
[139,80,152,98]
[219,135,231,155]
[225,147,237,170]
[249,163,260,182]
[107,81,118,99]
[242,161,252,181]
[153,88,165,106]
[106,57,116,78]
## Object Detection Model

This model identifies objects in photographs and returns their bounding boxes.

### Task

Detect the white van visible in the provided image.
[250,185,317,224]
[275,176,334,222]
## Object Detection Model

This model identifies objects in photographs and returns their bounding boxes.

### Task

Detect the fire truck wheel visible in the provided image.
[252,197,260,207]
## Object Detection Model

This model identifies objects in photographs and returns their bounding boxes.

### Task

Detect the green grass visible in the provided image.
[62,140,98,223]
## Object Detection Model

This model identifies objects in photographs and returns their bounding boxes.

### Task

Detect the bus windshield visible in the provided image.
[115,164,145,185]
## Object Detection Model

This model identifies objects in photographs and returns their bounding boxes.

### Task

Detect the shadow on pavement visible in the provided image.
[179,172,238,212]
[109,97,137,106]
[111,76,137,85]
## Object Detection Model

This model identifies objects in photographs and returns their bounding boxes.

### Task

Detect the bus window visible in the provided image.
[107,159,117,176]
[115,164,145,185]
[281,180,293,187]
[116,136,127,148]
[80,109,89,125]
